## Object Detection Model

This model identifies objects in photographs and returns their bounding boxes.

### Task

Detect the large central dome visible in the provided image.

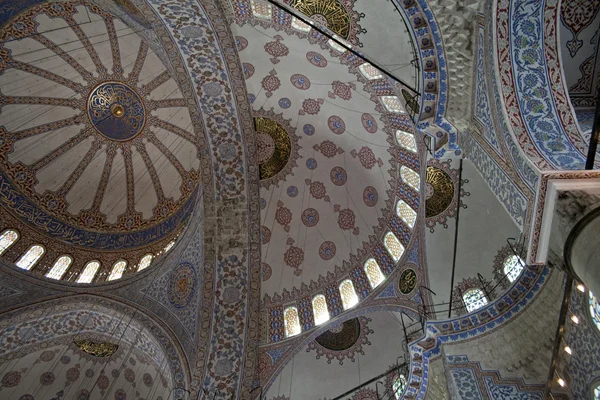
[0,1,201,252]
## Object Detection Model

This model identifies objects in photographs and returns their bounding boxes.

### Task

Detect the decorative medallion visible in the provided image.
[74,339,119,358]
[561,0,600,56]
[330,166,347,186]
[254,109,300,188]
[362,186,378,207]
[399,268,417,295]
[168,262,197,308]
[361,113,378,133]
[425,159,469,232]
[88,82,146,141]
[289,0,351,39]
[262,262,272,281]
[307,316,373,364]
[306,51,328,67]
[328,115,346,134]
[301,208,320,227]
[319,241,336,260]
[291,74,311,90]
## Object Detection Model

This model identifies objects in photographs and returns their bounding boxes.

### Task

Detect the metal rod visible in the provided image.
[330,363,407,400]
[545,276,574,397]
[585,89,600,170]
[263,0,419,96]
[448,158,464,317]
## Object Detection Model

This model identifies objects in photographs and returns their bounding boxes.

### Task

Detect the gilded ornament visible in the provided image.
[399,268,416,294]
[255,117,291,180]
[425,166,454,218]
[289,0,351,39]
[87,81,146,141]
[74,339,118,357]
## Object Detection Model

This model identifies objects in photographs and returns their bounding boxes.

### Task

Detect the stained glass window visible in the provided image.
[137,254,153,271]
[393,374,407,399]
[46,256,72,280]
[108,260,127,281]
[594,384,600,400]
[396,200,417,229]
[339,279,358,310]
[401,166,420,191]
[312,294,330,325]
[503,255,524,283]
[395,130,417,153]
[16,245,44,270]
[78,261,100,283]
[250,0,272,19]
[328,35,351,52]
[0,229,18,255]
[284,306,301,337]
[384,232,405,262]
[380,96,405,113]
[364,258,385,289]
[164,240,176,254]
[463,288,488,313]
[291,17,311,32]
[358,63,383,80]
[590,291,600,332]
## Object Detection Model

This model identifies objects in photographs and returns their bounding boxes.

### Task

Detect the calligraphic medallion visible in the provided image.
[88,82,146,141]
[425,166,454,218]
[255,117,292,180]
[289,0,351,39]
[399,268,417,295]
[74,339,119,357]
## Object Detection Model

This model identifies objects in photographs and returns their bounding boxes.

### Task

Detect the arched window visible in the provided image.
[164,240,176,254]
[16,245,44,270]
[393,374,407,399]
[0,229,19,255]
[339,279,359,310]
[401,166,420,191]
[108,260,127,281]
[384,232,405,262]
[364,258,384,289]
[395,130,417,153]
[594,384,600,400]
[396,200,417,229]
[328,35,351,53]
[312,295,330,325]
[137,254,153,271]
[78,261,100,283]
[462,288,488,313]
[380,96,405,113]
[250,0,272,19]
[590,291,600,332]
[291,17,311,32]
[46,256,72,280]
[358,63,383,80]
[283,306,301,338]
[503,255,524,282]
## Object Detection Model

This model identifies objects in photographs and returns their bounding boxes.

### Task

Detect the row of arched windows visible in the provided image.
[461,255,525,313]
[0,229,174,283]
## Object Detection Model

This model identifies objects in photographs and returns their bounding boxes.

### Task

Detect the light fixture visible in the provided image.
[564,346,572,355]
[577,284,585,292]
[557,378,565,387]
[571,315,579,324]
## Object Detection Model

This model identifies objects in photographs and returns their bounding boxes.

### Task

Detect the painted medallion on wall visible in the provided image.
[254,108,300,188]
[168,262,197,308]
[74,339,119,358]
[425,159,469,232]
[88,82,146,141]
[399,268,417,295]
[307,316,373,364]
[287,0,364,45]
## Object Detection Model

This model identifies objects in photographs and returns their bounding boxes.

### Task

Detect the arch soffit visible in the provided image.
[0,294,191,389]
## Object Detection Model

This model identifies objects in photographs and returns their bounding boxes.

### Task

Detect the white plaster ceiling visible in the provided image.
[233,22,407,299]
[0,3,200,233]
